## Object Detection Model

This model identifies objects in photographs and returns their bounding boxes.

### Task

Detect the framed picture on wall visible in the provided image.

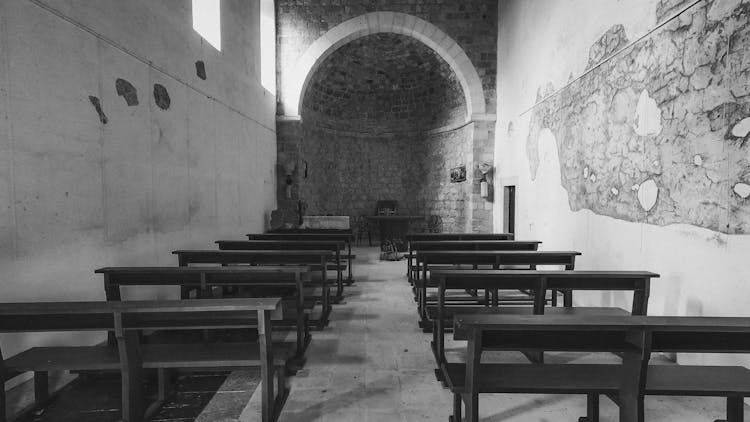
[450,166,466,183]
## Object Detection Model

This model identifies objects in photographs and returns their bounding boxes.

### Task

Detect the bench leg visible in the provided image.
[463,392,478,422]
[723,396,744,422]
[451,392,462,422]
[157,368,173,403]
[119,332,145,422]
[0,382,6,422]
[578,393,599,422]
[33,371,49,405]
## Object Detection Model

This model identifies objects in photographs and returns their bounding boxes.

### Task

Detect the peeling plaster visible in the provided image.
[635,89,662,136]
[637,179,659,212]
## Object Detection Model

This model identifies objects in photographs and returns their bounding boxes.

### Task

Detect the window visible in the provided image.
[192,0,221,51]
[260,0,276,93]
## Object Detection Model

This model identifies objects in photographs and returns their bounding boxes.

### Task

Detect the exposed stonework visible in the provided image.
[276,0,497,115]
[587,24,629,69]
[527,0,750,234]
[302,33,466,134]
[276,1,496,234]
[418,125,473,233]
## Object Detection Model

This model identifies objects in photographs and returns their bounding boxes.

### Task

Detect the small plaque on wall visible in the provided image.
[450,166,466,183]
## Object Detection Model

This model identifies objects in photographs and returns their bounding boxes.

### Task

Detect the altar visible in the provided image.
[366,215,424,251]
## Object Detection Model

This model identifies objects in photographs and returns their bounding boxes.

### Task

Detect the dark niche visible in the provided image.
[115,78,139,106]
[153,84,171,110]
[88,95,108,124]
[195,61,207,80]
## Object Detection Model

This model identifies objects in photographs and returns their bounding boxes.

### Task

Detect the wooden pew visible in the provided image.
[173,250,334,329]
[415,250,578,330]
[448,314,750,422]
[216,240,347,300]
[0,298,286,422]
[408,240,541,283]
[247,233,356,285]
[405,233,515,276]
[95,266,312,361]
[433,269,659,366]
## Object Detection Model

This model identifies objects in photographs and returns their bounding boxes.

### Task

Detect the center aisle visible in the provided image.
[241,246,450,421]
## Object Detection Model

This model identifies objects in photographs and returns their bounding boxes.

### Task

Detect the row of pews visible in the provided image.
[0,230,356,422]
[405,233,750,422]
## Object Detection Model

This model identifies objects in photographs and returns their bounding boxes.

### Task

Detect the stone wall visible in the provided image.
[302,33,467,134]
[276,0,498,116]
[275,1,497,233]
[418,125,473,233]
[300,126,423,219]
[0,0,276,359]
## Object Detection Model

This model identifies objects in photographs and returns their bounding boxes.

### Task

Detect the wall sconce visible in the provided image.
[478,162,493,199]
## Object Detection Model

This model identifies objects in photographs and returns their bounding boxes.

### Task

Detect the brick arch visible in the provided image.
[283,12,487,121]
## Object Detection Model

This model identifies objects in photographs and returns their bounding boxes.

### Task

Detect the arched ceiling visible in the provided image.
[301,33,466,134]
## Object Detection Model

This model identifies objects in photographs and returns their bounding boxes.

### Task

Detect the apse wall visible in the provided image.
[294,33,469,231]
[496,0,750,367]
[0,0,276,360]
[276,1,497,233]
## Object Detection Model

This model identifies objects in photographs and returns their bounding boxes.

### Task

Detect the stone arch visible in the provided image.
[282,12,488,122]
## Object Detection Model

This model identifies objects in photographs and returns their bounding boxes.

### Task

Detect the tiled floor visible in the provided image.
[237,246,741,421]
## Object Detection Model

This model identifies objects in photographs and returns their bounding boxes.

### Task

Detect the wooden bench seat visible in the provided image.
[172,250,335,328]
[140,342,289,369]
[430,270,659,369]
[448,314,750,422]
[415,251,581,327]
[0,298,286,422]
[97,266,314,358]
[216,240,349,299]
[444,362,621,394]
[246,233,356,285]
[5,346,121,372]
[408,241,542,283]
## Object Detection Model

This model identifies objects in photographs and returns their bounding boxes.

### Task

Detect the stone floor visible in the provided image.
[237,246,746,422]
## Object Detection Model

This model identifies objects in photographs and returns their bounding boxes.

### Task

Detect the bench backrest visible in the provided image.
[406,233,515,242]
[216,240,345,252]
[0,298,281,334]
[173,250,332,266]
[411,240,540,252]
[432,270,659,315]
[248,233,354,242]
[417,250,579,268]
[96,266,310,300]
[455,313,651,402]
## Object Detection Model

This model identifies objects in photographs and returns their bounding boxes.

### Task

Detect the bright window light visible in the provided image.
[192,0,221,51]
[260,0,276,93]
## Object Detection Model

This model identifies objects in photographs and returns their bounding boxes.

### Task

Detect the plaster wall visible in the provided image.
[0,0,276,363]
[496,0,750,368]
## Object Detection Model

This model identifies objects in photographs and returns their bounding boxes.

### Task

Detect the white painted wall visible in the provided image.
[0,0,276,363]
[495,0,750,368]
